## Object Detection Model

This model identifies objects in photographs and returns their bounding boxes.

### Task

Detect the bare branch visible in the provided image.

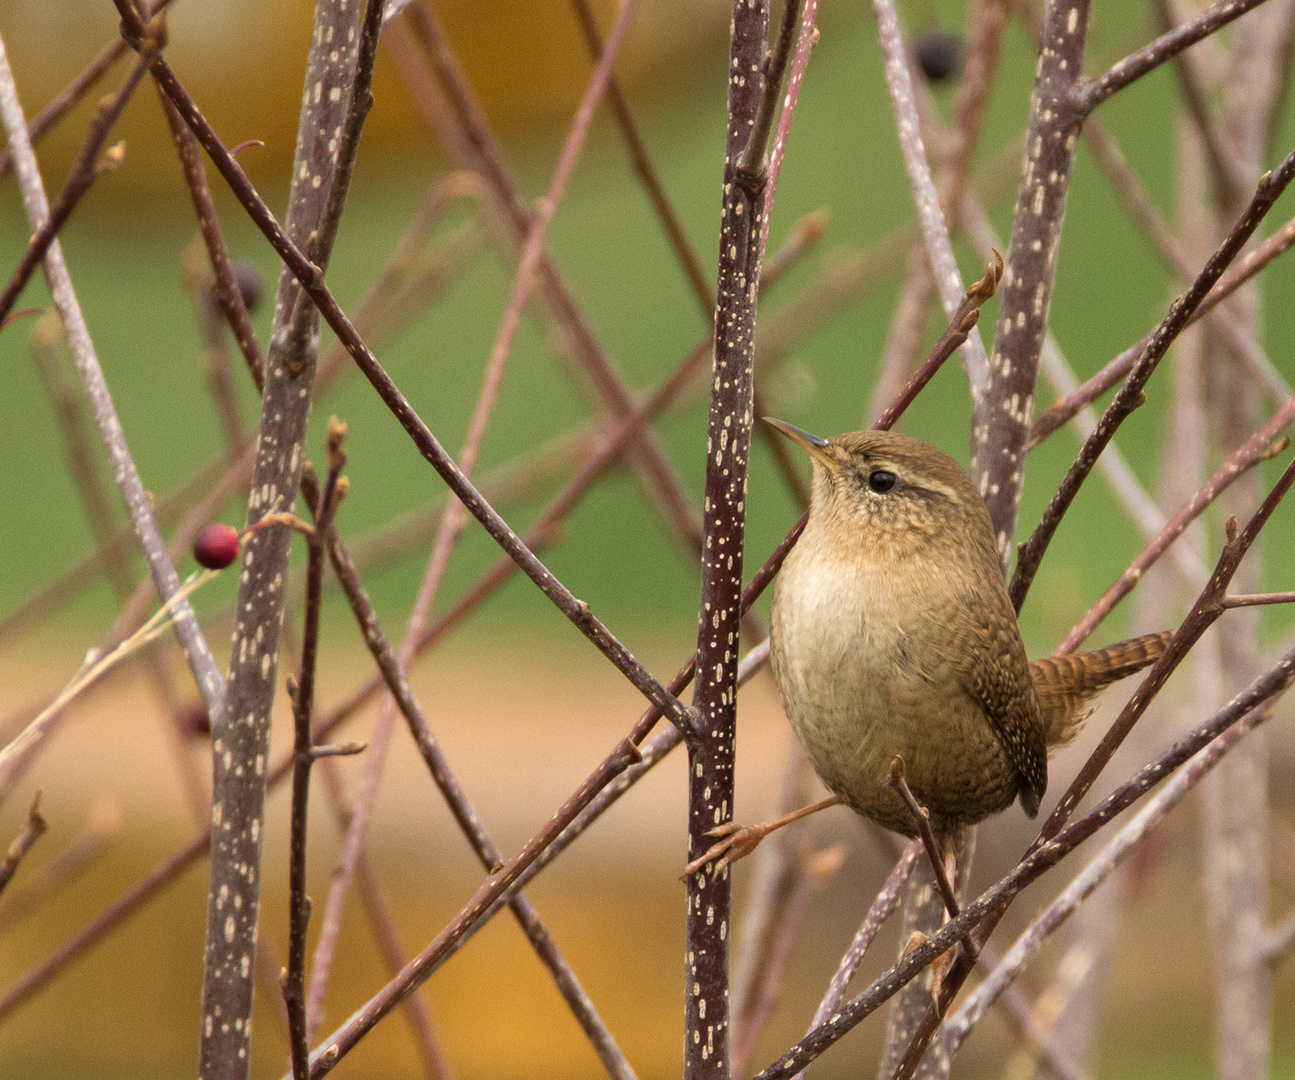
[315,502,638,1080]
[1031,212,1295,443]
[0,794,46,898]
[1010,146,1295,610]
[872,0,991,399]
[0,60,143,326]
[0,29,225,734]
[1075,0,1272,115]
[750,645,1295,1080]
[944,695,1279,1056]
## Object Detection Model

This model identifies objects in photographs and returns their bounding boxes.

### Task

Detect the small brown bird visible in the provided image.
[757,422,1167,848]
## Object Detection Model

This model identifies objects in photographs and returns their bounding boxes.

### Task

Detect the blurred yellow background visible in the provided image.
[0,0,729,196]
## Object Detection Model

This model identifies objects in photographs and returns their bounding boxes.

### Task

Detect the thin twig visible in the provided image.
[29,318,211,822]
[285,424,349,1080]
[1057,398,1282,645]
[129,21,702,744]
[874,254,1002,432]
[1029,212,1295,445]
[0,0,178,179]
[0,800,118,934]
[943,695,1279,1057]
[569,0,713,316]
[790,841,920,1080]
[1154,0,1246,203]
[1222,590,1295,608]
[303,0,644,1042]
[0,58,144,327]
[1080,116,1288,404]
[0,794,46,898]
[314,503,639,1080]
[872,0,992,402]
[160,91,265,390]
[1074,0,1273,115]
[887,759,973,959]
[749,645,1295,1080]
[731,846,846,1078]
[314,766,454,1080]
[0,25,226,734]
[398,2,706,559]
[1010,146,1295,610]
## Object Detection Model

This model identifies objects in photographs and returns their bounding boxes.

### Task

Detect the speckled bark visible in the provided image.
[198,2,373,1076]
[684,3,769,1077]
[1201,5,1293,1076]
[972,0,1090,566]
[878,834,973,1080]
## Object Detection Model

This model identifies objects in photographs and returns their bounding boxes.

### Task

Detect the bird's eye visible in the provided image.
[868,470,897,494]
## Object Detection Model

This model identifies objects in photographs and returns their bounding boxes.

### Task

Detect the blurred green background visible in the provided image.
[2,0,1293,655]
[2,0,1295,1078]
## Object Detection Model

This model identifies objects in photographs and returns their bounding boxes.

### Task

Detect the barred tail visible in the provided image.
[1030,630,1172,747]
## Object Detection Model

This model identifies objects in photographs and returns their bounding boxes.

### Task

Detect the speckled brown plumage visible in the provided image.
[1030,630,1172,746]
[767,423,1167,844]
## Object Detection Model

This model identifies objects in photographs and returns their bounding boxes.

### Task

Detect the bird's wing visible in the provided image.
[957,602,1048,817]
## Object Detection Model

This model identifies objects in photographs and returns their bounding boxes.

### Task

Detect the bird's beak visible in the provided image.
[763,418,837,470]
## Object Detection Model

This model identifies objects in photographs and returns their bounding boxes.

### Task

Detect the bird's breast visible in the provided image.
[770,536,1018,836]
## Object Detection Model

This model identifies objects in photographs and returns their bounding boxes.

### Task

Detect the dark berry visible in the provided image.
[230,261,264,312]
[180,701,212,737]
[914,29,964,83]
[193,523,240,569]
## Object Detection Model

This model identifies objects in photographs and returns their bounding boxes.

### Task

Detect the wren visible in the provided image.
[764,422,1168,846]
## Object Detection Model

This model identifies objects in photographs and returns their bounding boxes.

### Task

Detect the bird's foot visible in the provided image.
[681,795,843,878]
[683,821,773,877]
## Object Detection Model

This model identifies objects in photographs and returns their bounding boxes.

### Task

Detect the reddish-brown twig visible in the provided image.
[731,845,846,1078]
[943,694,1279,1058]
[1029,212,1295,445]
[749,643,1295,1079]
[303,0,645,1044]
[160,91,265,391]
[788,842,920,1080]
[0,59,143,327]
[123,13,701,744]
[1010,145,1295,611]
[397,3,706,559]
[0,32,226,740]
[1074,0,1272,114]
[0,0,177,180]
[1059,417,1291,652]
[284,423,349,1080]
[0,800,118,935]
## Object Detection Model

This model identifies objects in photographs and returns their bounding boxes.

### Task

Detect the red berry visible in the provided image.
[193,523,240,569]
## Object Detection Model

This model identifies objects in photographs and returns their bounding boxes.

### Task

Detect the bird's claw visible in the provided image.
[683,821,770,877]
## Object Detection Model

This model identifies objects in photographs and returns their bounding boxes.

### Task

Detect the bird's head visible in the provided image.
[764,420,991,547]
